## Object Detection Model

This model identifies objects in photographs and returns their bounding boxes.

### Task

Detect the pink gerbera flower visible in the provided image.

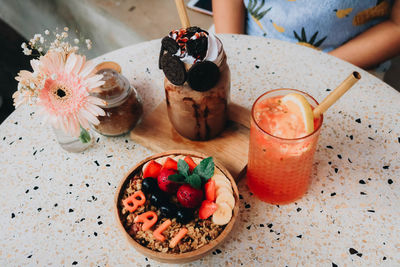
[37,51,105,137]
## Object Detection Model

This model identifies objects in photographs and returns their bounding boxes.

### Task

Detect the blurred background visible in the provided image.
[0,0,398,123]
[0,0,213,123]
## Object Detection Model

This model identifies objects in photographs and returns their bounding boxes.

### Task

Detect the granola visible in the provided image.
[118,156,227,253]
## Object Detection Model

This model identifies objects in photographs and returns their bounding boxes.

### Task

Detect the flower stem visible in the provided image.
[79,127,91,143]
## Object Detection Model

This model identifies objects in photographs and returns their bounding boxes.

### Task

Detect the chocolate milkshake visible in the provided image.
[159,27,230,141]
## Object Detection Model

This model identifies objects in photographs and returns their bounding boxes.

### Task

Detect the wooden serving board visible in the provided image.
[130,102,250,180]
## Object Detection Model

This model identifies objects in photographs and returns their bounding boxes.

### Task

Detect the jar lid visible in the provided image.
[91,69,131,107]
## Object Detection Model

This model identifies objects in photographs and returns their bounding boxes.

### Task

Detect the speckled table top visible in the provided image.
[1,35,399,267]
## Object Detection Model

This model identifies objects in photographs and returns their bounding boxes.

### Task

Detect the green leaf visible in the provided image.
[248,0,255,12]
[293,30,302,42]
[79,128,91,143]
[168,173,185,183]
[254,0,265,16]
[193,157,214,180]
[309,31,319,46]
[257,7,272,20]
[177,159,189,177]
[301,27,307,42]
[185,173,202,189]
[314,36,327,47]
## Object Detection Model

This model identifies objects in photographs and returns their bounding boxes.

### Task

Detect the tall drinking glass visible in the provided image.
[247,89,323,204]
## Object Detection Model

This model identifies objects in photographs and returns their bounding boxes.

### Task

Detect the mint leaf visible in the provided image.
[168,173,185,183]
[193,157,214,180]
[185,173,202,189]
[177,159,189,178]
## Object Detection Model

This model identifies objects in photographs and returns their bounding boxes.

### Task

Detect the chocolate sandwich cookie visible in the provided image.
[186,37,208,60]
[162,37,180,54]
[161,53,187,86]
[186,26,208,35]
[159,37,180,69]
[187,61,220,92]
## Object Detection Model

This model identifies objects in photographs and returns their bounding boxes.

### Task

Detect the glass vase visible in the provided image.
[52,126,93,153]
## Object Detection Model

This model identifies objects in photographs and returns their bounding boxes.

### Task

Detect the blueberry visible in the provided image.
[160,203,177,218]
[150,190,168,207]
[176,207,194,224]
[141,178,158,194]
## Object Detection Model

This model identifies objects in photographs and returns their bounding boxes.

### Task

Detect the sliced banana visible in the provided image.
[213,174,232,186]
[216,186,233,197]
[214,179,233,194]
[216,192,235,210]
[212,202,232,225]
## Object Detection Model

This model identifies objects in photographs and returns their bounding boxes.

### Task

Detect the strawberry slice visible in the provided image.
[199,200,218,220]
[184,156,197,172]
[204,179,216,202]
[143,160,162,178]
[163,157,178,170]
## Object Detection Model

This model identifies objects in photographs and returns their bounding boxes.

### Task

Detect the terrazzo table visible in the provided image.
[1,35,400,266]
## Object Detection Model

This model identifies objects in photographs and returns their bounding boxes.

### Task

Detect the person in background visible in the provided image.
[212,0,400,72]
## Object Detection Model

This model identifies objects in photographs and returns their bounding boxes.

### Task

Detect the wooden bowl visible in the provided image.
[114,150,240,263]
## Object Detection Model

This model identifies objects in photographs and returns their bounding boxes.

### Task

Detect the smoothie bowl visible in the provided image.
[114,150,239,263]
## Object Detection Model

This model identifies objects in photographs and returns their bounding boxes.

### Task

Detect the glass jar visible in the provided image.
[52,126,93,153]
[91,69,143,136]
[164,51,230,141]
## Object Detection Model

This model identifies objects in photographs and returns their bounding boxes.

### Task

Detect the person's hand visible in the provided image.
[329,0,400,69]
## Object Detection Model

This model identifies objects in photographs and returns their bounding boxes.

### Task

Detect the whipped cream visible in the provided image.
[169,30,223,66]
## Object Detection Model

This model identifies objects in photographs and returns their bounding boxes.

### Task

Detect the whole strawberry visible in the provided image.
[157,168,180,194]
[177,184,204,208]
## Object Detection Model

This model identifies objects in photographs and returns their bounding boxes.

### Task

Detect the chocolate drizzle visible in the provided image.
[183,97,201,140]
[204,106,211,140]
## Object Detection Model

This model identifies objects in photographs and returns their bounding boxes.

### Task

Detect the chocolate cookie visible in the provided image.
[162,37,180,54]
[187,26,208,35]
[161,53,187,85]
[186,37,208,60]
[187,61,220,92]
[158,48,164,69]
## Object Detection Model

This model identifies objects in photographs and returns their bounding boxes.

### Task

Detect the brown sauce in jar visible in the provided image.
[92,69,143,136]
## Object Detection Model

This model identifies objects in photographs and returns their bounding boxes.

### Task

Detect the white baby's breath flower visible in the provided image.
[85,39,92,50]
[21,42,27,49]
[44,30,50,35]
[61,32,68,38]
[39,37,44,44]
[38,47,43,52]
[74,38,79,44]
[34,34,42,41]
[23,48,32,55]
[56,33,60,39]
